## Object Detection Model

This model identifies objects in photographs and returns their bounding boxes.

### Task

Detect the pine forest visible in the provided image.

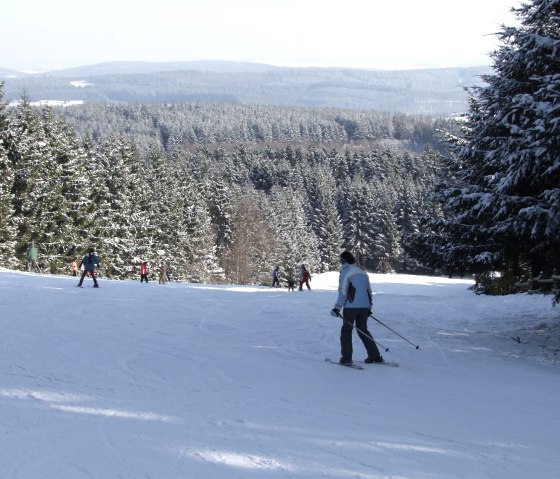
[1,0,559,297]
[0,89,448,283]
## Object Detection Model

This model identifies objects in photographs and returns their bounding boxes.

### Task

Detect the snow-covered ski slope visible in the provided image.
[1,268,559,478]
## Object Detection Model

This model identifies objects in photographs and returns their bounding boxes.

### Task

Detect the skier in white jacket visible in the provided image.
[331,251,383,365]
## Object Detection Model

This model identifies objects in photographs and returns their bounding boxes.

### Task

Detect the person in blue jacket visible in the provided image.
[77,247,100,288]
[331,250,383,364]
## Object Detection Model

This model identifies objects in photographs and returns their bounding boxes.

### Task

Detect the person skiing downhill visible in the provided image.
[331,251,383,364]
[77,247,100,288]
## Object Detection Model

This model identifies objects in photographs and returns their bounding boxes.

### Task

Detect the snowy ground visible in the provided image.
[1,268,559,479]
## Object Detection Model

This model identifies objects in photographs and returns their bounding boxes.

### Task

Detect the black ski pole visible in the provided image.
[335,312,389,352]
[370,314,420,350]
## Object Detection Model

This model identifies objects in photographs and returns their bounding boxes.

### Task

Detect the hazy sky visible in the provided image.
[1,0,521,72]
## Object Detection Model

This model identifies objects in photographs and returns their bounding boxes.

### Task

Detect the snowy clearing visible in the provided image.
[0,268,559,478]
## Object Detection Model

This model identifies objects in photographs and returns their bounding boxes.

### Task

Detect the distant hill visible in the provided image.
[0,67,30,78]
[30,60,284,77]
[1,61,491,115]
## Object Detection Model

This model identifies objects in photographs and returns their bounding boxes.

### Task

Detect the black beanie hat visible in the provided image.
[340,251,355,264]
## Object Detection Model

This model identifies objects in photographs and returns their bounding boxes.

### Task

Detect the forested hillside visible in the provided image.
[58,102,453,154]
[1,62,490,115]
[0,85,447,283]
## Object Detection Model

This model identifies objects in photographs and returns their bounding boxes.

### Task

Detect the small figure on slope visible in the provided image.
[140,261,149,283]
[272,266,281,287]
[77,247,100,288]
[299,264,311,291]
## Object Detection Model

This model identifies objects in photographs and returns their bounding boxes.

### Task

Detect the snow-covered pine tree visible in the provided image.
[172,162,215,283]
[338,177,380,267]
[36,108,90,272]
[398,147,447,273]
[0,142,17,268]
[0,84,18,267]
[8,98,70,271]
[484,0,560,275]
[86,138,145,278]
[141,145,177,271]
[407,0,560,283]
[304,166,342,272]
[205,173,234,259]
[372,192,401,269]
[267,186,320,279]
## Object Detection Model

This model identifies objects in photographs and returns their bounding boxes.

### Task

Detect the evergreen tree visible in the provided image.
[9,97,48,260]
[172,162,215,283]
[339,178,379,266]
[36,108,90,271]
[485,0,560,275]
[267,186,320,279]
[86,138,145,278]
[205,167,234,258]
[8,99,88,272]
[304,167,342,272]
[142,146,175,267]
[407,0,560,281]
[0,83,18,267]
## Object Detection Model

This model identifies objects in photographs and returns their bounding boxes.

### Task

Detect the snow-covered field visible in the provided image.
[1,268,559,479]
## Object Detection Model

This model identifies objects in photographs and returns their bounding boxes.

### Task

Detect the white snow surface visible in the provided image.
[1,268,559,479]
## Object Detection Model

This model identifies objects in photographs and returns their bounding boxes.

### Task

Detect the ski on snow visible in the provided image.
[324,357,399,369]
[324,357,364,369]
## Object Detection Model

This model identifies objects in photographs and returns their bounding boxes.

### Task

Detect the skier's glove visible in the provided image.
[330,308,340,317]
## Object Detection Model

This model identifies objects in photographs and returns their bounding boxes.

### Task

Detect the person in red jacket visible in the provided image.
[299,264,311,291]
[139,261,149,283]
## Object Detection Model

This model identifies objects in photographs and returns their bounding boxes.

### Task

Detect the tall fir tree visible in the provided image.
[172,162,215,283]
[8,99,87,271]
[0,83,18,267]
[339,177,379,266]
[267,186,320,279]
[406,0,560,281]
[86,138,146,278]
[304,166,342,272]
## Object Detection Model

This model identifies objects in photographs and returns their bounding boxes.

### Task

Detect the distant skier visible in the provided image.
[70,259,78,276]
[331,250,383,365]
[26,242,40,273]
[286,276,296,292]
[272,266,281,287]
[165,262,172,282]
[77,247,100,288]
[140,261,149,283]
[299,264,311,291]
[159,262,167,284]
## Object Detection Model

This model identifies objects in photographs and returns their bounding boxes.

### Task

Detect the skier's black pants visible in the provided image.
[340,308,381,361]
[78,270,98,286]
